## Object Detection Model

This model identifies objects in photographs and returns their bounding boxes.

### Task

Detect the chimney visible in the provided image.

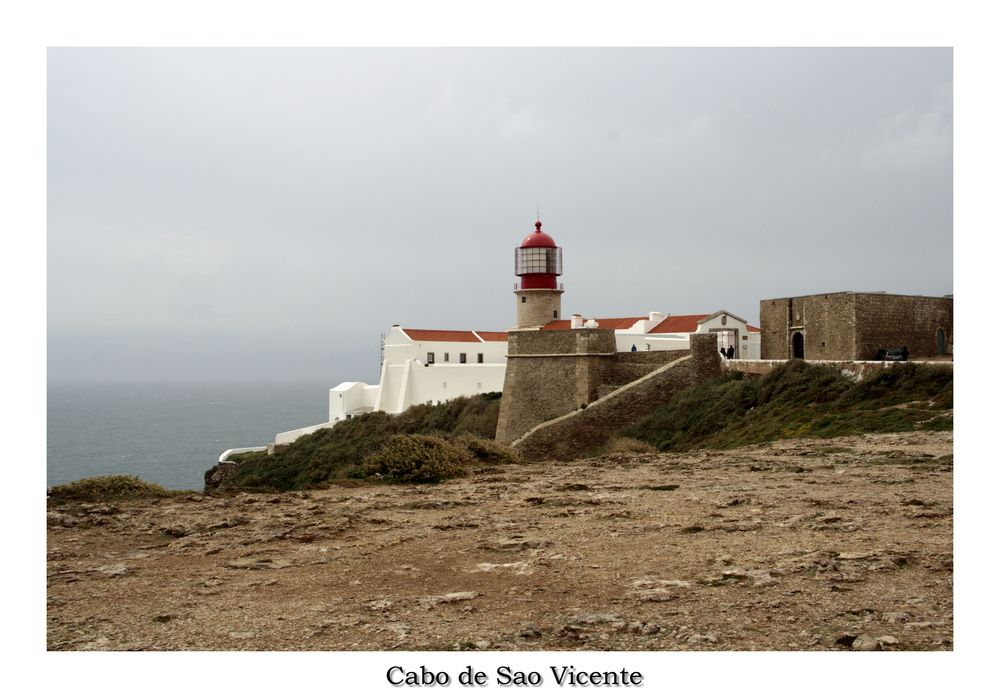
[570,314,584,329]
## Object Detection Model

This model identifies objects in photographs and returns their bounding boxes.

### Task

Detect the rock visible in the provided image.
[687,633,718,644]
[95,563,134,578]
[851,634,881,651]
[518,626,542,639]
[419,591,479,607]
[567,612,623,625]
[630,577,692,589]
[224,557,293,570]
[474,640,491,650]
[365,598,394,612]
[834,632,857,647]
[628,588,679,602]
[881,611,913,624]
[471,561,532,574]
[204,461,240,491]
[480,538,547,552]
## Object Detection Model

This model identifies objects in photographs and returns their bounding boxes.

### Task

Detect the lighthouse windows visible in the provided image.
[553,310,558,318]
[521,296,526,303]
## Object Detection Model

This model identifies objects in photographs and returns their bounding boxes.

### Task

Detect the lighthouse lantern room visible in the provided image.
[513,220,565,329]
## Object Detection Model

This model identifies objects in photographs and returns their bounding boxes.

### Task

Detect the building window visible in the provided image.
[521,296,526,303]
[553,309,558,318]
[426,352,435,364]
[444,352,449,362]
[742,335,748,340]
[477,353,484,363]
[459,353,467,364]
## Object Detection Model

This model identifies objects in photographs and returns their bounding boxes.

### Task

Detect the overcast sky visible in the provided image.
[48,48,952,383]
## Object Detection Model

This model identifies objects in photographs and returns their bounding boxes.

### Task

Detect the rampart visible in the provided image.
[495,330,687,444]
[509,334,722,461]
[725,358,954,381]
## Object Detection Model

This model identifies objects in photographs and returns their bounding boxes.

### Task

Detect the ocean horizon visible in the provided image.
[47,380,334,491]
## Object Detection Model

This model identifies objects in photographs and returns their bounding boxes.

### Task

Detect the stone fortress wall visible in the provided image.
[495,329,689,444]
[761,292,953,360]
[507,334,722,460]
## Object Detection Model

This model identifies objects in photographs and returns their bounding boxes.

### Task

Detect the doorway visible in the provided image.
[792,332,804,359]
[936,328,946,354]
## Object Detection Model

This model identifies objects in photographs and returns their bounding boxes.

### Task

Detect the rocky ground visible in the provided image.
[47,430,952,651]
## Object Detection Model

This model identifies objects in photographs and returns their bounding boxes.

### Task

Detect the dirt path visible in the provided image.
[47,430,952,651]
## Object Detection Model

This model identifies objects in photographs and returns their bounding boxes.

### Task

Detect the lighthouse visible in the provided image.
[514,220,564,328]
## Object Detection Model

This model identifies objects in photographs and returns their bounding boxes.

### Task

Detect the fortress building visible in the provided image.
[760,292,953,360]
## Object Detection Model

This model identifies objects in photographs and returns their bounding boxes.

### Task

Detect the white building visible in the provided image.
[543,310,761,358]
[273,326,508,445]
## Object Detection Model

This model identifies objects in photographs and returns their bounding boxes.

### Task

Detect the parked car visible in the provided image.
[884,346,909,361]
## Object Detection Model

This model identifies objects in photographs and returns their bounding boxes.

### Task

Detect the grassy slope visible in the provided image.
[623,361,952,452]
[224,393,502,490]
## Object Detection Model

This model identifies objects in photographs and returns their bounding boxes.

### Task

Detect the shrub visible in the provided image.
[362,434,470,483]
[222,393,503,491]
[48,475,172,501]
[455,435,518,463]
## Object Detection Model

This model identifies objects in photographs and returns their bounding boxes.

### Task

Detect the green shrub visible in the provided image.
[48,475,173,501]
[624,362,952,453]
[222,393,502,491]
[362,434,470,483]
[455,435,518,463]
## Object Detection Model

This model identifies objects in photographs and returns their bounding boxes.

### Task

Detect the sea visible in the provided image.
[47,381,333,491]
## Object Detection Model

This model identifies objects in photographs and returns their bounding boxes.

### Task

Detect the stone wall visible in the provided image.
[725,358,953,381]
[602,349,689,386]
[761,292,953,360]
[854,294,953,359]
[496,332,688,445]
[496,328,618,443]
[510,335,722,461]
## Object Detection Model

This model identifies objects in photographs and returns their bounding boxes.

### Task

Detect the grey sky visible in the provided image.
[48,48,952,383]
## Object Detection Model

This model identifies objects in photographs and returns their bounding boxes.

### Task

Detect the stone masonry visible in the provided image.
[760,292,953,360]
[495,328,686,444]
[515,288,564,328]
[509,334,722,461]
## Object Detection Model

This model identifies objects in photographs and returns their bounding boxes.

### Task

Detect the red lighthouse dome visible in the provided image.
[515,219,563,290]
[520,220,558,248]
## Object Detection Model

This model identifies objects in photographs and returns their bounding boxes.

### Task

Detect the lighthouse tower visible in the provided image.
[514,220,564,328]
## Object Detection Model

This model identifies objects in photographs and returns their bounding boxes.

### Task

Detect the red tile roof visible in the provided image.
[747,325,761,333]
[649,314,710,333]
[401,329,483,343]
[475,331,509,342]
[542,316,646,330]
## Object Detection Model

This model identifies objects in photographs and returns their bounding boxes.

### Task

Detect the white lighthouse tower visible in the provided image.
[513,220,564,328]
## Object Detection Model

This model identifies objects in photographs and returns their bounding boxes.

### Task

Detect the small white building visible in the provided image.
[274,326,508,445]
[543,310,761,358]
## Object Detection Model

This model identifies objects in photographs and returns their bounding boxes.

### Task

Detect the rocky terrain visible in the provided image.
[47,430,952,651]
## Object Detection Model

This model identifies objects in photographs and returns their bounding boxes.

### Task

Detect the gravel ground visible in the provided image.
[47,430,952,651]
